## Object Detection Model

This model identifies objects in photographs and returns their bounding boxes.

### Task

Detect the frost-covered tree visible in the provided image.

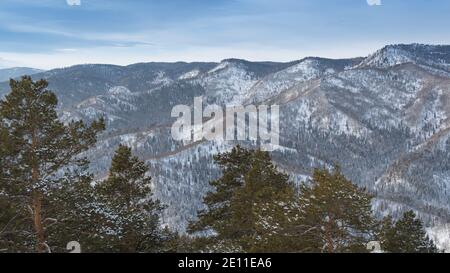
[45,166,107,253]
[189,146,296,252]
[0,76,105,252]
[376,215,397,252]
[229,150,295,252]
[379,211,438,253]
[94,144,166,252]
[295,167,377,253]
[188,145,253,250]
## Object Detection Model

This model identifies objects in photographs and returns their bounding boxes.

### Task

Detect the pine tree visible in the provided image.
[0,109,29,252]
[0,76,105,252]
[377,215,397,252]
[95,144,165,252]
[189,146,296,252]
[380,211,438,253]
[45,165,107,253]
[295,167,377,253]
[188,145,253,249]
[229,150,295,252]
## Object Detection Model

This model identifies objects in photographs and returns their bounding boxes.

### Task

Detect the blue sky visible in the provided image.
[0,0,449,69]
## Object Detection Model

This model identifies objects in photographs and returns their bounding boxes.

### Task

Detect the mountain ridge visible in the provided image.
[0,67,44,82]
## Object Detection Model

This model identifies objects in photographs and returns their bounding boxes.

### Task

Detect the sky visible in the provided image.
[0,0,449,69]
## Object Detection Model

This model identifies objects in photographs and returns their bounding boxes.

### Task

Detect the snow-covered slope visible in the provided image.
[195,59,293,105]
[359,44,450,76]
[199,60,259,105]
[245,57,361,104]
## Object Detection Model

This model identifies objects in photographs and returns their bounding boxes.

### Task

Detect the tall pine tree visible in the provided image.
[379,211,438,253]
[0,76,105,252]
[188,145,253,250]
[231,150,295,252]
[377,215,397,252]
[295,167,377,253]
[189,147,296,252]
[95,144,165,252]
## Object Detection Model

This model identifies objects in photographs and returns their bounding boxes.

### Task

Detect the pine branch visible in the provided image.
[0,213,20,235]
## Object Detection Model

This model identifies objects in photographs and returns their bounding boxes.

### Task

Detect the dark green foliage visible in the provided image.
[159,227,198,253]
[294,167,377,253]
[188,146,253,238]
[377,215,397,252]
[229,150,295,252]
[188,146,297,252]
[379,211,438,253]
[0,76,105,252]
[94,145,165,252]
[45,167,107,253]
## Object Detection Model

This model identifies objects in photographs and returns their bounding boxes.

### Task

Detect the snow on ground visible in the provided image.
[428,224,450,252]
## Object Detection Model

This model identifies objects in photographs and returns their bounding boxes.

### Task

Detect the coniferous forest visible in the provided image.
[0,77,439,253]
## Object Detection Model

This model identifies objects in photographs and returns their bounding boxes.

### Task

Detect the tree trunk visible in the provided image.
[31,127,46,253]
[324,216,335,253]
[32,191,46,253]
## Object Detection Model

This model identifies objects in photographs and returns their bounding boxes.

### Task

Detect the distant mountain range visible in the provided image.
[0,67,44,82]
[1,44,450,250]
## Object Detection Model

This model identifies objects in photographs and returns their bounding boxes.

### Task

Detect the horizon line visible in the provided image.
[1,42,449,71]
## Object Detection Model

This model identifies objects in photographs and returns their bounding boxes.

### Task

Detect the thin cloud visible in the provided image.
[66,0,81,6]
[56,48,78,53]
[0,57,20,68]
[367,0,382,6]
